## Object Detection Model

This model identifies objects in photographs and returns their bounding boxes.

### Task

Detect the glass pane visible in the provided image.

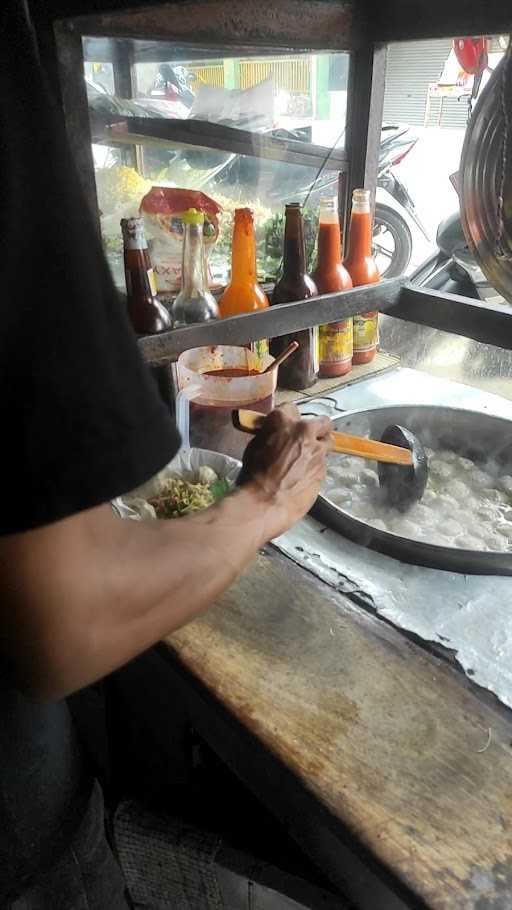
[379,35,512,398]
[381,35,507,278]
[380,315,512,401]
[83,38,349,292]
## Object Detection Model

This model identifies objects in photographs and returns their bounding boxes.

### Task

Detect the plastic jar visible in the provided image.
[176,345,277,458]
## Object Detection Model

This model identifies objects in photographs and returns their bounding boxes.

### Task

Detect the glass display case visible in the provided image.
[50,0,512,399]
[84,39,350,291]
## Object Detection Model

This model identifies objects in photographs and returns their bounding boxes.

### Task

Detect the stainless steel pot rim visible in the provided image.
[319,495,501,558]
[319,403,512,560]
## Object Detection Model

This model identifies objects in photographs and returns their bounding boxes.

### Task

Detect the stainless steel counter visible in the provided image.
[276,368,512,709]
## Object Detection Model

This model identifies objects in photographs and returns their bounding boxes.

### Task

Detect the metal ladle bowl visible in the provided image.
[378,424,429,511]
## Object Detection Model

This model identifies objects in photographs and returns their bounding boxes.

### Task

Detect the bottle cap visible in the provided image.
[121,216,144,234]
[120,217,147,248]
[352,189,371,204]
[351,188,371,213]
[181,208,205,225]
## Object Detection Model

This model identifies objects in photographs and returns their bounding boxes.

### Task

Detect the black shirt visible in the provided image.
[0,1,180,900]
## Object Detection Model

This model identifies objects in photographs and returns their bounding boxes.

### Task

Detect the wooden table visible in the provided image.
[163,549,512,910]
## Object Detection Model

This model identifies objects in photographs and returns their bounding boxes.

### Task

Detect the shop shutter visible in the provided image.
[383,39,469,129]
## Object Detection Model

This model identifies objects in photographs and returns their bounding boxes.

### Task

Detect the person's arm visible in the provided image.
[0,408,331,701]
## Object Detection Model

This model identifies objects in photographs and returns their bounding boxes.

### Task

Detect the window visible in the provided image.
[379,35,512,401]
[381,35,507,276]
[84,38,349,293]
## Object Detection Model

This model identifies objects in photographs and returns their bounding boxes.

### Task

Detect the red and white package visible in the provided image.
[140,187,222,292]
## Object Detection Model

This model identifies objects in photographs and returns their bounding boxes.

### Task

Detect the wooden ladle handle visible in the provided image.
[234,409,266,433]
[233,409,413,467]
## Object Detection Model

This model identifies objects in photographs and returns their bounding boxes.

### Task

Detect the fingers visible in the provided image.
[276,403,301,422]
[263,406,331,441]
[262,403,301,434]
[301,415,332,443]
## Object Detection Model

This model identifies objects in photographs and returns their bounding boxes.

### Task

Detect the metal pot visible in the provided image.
[314,404,512,575]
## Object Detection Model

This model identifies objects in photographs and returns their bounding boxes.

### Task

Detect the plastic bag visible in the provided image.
[112,447,241,522]
[140,187,222,292]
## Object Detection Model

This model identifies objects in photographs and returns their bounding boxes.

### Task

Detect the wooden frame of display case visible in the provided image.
[30,4,512,907]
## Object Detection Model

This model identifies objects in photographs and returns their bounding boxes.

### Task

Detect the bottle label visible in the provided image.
[353,312,378,353]
[312,325,319,375]
[125,268,157,301]
[250,339,269,362]
[147,268,158,297]
[319,321,353,365]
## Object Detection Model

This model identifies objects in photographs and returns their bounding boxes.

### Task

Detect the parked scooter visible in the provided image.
[378,211,511,392]
[151,64,195,108]
[412,212,504,306]
[258,121,427,278]
[209,121,428,279]
[373,123,429,278]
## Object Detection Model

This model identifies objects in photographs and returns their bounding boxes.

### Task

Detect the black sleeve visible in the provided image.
[0,0,180,535]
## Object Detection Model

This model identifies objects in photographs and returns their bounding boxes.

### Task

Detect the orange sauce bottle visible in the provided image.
[343,189,380,365]
[312,197,353,378]
[219,208,269,361]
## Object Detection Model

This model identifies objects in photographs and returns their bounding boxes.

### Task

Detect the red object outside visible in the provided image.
[390,140,417,168]
[452,37,489,75]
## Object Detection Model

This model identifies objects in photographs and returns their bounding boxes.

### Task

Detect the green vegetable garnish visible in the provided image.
[148,471,231,519]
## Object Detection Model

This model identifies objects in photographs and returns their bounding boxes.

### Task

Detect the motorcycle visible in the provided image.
[373,123,429,278]
[411,212,504,306]
[177,121,428,279]
[150,64,196,108]
[378,211,512,392]
[90,69,427,279]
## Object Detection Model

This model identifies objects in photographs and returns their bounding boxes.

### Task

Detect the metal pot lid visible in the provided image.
[460,44,512,303]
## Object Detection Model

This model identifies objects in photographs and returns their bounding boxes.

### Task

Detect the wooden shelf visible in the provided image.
[138,278,404,365]
[92,115,348,172]
[275,351,399,405]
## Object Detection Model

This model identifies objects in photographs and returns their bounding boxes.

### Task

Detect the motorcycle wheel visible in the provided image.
[373,203,413,278]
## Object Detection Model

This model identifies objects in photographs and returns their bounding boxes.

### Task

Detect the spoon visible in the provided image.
[262,341,299,375]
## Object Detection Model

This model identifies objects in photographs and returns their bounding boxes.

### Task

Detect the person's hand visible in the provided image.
[238,404,332,539]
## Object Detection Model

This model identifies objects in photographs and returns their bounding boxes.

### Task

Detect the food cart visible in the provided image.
[36,0,512,906]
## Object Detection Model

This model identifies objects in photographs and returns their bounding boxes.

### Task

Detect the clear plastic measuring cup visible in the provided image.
[176,346,276,458]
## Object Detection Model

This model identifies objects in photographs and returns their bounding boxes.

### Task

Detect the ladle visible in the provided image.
[234,411,428,509]
[377,423,428,511]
